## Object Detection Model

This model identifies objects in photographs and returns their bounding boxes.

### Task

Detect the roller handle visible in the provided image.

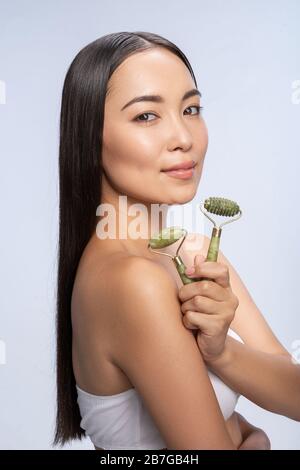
[175,228,222,285]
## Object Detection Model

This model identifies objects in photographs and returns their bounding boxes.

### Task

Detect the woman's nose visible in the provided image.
[166,115,193,151]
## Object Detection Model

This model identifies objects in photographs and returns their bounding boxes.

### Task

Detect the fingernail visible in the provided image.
[185,266,195,275]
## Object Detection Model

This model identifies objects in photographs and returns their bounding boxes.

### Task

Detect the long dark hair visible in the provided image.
[53,31,198,447]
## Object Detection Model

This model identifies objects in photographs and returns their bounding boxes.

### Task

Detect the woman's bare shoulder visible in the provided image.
[98,253,237,449]
[73,245,175,311]
[103,253,177,297]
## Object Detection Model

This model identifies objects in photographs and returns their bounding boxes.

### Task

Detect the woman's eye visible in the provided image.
[185,105,203,116]
[134,112,157,123]
[134,105,203,123]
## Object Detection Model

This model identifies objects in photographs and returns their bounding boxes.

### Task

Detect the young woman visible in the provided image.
[53,31,298,450]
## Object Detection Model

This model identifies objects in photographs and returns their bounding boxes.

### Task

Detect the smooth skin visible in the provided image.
[100,256,237,449]
[72,46,273,450]
[75,250,269,450]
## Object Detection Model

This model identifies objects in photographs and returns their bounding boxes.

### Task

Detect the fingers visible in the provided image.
[181,294,221,315]
[238,429,271,450]
[182,311,222,333]
[178,278,231,303]
[184,259,230,289]
[181,302,235,329]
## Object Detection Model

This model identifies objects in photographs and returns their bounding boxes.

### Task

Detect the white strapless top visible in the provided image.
[76,328,243,450]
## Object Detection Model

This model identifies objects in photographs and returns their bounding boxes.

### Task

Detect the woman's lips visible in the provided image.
[162,166,196,180]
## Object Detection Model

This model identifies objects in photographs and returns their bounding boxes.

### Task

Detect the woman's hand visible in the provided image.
[235,412,271,450]
[178,255,239,363]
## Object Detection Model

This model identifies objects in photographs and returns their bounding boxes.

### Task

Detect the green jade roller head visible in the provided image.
[148,197,242,285]
[201,197,242,264]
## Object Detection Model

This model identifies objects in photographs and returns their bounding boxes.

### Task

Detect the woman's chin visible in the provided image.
[165,187,198,205]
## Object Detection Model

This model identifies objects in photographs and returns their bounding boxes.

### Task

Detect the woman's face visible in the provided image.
[102,47,208,206]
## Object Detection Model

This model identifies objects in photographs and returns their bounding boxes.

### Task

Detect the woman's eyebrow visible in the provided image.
[120,88,201,111]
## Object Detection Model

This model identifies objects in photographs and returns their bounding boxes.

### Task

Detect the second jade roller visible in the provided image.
[148,197,242,285]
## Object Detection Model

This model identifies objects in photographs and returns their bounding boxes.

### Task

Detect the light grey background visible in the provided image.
[0,0,299,450]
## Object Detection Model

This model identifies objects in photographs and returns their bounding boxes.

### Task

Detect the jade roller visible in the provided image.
[200,197,242,263]
[148,226,197,285]
[148,197,242,285]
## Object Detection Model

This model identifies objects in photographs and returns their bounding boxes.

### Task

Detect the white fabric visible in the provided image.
[76,328,243,449]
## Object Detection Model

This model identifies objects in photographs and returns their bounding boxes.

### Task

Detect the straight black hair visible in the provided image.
[53,30,198,447]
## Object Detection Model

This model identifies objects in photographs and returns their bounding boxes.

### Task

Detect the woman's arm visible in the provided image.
[179,246,300,422]
[210,248,300,421]
[205,336,300,421]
